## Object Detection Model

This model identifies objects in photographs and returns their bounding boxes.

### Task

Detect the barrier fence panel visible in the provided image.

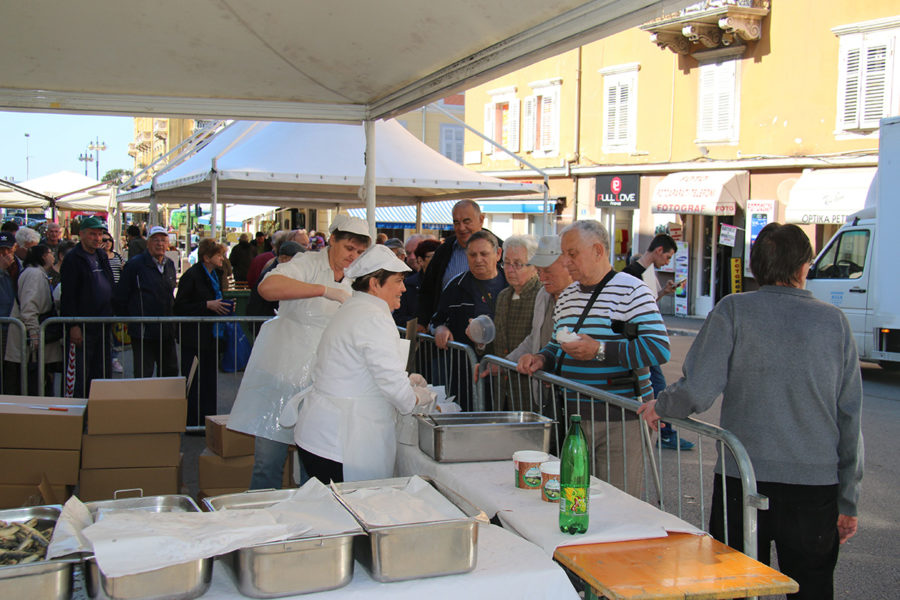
[0,317,30,395]
[37,316,270,431]
[479,354,767,560]
[400,328,484,411]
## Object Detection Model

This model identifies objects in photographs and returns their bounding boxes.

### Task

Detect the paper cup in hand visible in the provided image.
[540,461,561,502]
[513,450,549,489]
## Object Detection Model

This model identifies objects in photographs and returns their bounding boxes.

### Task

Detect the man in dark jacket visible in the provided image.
[228,233,255,285]
[416,200,502,330]
[60,216,115,397]
[113,226,178,378]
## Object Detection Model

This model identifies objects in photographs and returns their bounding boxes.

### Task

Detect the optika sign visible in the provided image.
[595,174,639,208]
[800,214,847,225]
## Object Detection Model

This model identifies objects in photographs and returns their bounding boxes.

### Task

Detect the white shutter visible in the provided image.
[540,93,555,152]
[617,82,630,143]
[483,103,494,155]
[506,98,520,153]
[604,81,619,146]
[522,95,537,152]
[860,40,892,129]
[837,43,861,130]
[697,60,736,141]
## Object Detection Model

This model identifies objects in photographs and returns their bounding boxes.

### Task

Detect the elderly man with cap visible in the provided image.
[282,244,433,483]
[228,215,370,490]
[113,226,178,378]
[60,215,115,398]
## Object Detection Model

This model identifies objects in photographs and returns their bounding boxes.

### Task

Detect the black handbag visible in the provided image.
[38,308,64,343]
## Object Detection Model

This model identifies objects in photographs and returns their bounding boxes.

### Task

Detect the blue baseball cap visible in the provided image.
[0,232,14,248]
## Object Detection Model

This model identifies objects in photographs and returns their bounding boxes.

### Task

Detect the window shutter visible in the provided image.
[605,82,619,146]
[522,95,537,152]
[839,46,862,129]
[506,99,520,153]
[540,93,555,152]
[483,103,494,155]
[617,82,630,143]
[860,40,892,129]
[697,60,736,141]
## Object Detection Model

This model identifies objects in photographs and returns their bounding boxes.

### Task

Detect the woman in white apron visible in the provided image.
[227,216,370,490]
[282,245,433,483]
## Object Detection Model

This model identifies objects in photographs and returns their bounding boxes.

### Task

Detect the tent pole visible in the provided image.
[221,203,227,242]
[210,158,218,239]
[364,120,377,242]
[149,175,159,228]
[416,201,423,233]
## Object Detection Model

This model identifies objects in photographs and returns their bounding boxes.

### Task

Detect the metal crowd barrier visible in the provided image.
[36,315,270,430]
[478,354,767,560]
[0,316,31,395]
[399,327,484,411]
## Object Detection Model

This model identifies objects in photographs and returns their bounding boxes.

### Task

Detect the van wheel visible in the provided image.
[880,361,900,372]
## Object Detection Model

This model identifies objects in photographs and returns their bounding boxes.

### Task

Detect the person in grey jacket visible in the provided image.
[639,223,863,600]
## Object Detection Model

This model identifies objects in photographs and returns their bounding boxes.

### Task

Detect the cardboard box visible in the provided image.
[78,466,180,502]
[205,415,255,458]
[0,396,86,450]
[198,449,253,489]
[81,433,181,469]
[87,377,187,435]
[0,449,80,484]
[0,483,70,509]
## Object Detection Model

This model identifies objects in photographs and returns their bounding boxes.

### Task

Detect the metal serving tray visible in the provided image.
[0,504,79,600]
[82,494,212,600]
[203,489,361,598]
[334,477,484,583]
[416,411,554,462]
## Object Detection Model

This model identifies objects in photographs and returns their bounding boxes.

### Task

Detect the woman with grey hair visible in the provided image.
[491,234,541,409]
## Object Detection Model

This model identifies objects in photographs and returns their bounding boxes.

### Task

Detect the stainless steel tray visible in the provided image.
[0,505,78,600]
[334,477,484,583]
[417,411,554,462]
[203,489,361,598]
[82,494,212,600]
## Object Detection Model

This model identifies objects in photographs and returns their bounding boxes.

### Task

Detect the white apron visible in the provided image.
[282,338,410,481]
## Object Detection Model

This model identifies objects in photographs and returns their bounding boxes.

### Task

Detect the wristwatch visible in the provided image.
[594,341,606,362]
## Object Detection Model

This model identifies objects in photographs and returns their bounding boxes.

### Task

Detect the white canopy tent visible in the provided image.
[117,119,542,239]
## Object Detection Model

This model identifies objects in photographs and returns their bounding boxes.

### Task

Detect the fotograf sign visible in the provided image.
[595,175,639,208]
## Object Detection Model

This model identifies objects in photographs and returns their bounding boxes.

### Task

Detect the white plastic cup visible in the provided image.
[540,460,561,502]
[513,450,549,489]
[468,314,496,345]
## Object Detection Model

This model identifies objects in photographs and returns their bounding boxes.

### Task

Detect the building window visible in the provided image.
[696,57,739,143]
[483,87,520,156]
[600,65,638,153]
[440,124,464,164]
[834,19,899,134]
[523,79,561,157]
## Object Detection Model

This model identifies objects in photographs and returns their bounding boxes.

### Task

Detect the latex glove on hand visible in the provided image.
[322,286,350,303]
[408,373,428,387]
[412,386,437,414]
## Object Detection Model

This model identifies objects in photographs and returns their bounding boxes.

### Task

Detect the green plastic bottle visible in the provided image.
[559,414,589,534]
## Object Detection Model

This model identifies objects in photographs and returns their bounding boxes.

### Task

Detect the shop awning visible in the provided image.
[651,170,749,216]
[346,201,455,230]
[785,167,876,225]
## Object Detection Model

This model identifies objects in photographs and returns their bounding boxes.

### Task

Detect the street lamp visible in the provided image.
[24,133,30,180]
[77,147,94,176]
[88,137,106,180]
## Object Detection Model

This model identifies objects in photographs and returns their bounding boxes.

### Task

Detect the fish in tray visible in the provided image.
[0,518,53,565]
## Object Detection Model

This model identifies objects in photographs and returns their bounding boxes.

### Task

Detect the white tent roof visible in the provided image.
[0,1,691,122]
[0,171,105,209]
[118,120,541,207]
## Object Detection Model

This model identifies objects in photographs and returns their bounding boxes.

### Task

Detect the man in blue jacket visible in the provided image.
[60,216,114,397]
[113,226,177,377]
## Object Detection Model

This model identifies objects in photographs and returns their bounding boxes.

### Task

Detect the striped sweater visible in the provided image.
[539,271,670,409]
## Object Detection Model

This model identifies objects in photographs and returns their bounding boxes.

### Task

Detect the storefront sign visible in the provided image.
[674,241,689,317]
[745,199,776,277]
[730,258,743,294]
[718,223,738,247]
[595,175,639,208]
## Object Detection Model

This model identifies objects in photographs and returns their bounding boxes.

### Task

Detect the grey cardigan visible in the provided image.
[656,285,864,516]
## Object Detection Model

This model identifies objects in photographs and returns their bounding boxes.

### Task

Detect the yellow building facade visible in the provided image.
[464,0,897,316]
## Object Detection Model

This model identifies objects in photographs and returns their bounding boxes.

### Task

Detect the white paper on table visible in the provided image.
[46,496,94,559]
[81,478,361,578]
[340,475,466,527]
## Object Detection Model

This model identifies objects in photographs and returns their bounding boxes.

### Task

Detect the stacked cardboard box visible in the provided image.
[0,396,85,508]
[79,378,186,502]
[199,415,291,499]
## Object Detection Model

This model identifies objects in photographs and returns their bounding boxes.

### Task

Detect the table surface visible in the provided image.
[553,532,799,600]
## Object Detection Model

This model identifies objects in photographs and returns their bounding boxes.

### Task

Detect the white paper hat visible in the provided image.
[328,214,370,239]
[344,244,412,279]
[529,235,563,267]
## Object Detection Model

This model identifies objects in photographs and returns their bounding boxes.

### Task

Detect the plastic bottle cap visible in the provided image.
[570,415,581,423]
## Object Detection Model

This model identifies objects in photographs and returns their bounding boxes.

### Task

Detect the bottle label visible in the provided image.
[560,486,588,515]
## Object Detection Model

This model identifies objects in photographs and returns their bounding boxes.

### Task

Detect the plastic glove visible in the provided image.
[322,286,350,303]
[408,373,427,387]
[412,386,437,414]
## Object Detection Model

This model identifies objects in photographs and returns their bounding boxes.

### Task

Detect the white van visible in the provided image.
[805,117,899,370]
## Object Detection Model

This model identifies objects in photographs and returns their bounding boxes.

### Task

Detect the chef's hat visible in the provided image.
[328,214,370,238]
[344,244,411,279]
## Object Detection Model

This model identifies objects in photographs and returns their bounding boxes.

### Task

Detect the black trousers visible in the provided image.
[298,447,343,484]
[710,475,840,600]
[131,336,178,378]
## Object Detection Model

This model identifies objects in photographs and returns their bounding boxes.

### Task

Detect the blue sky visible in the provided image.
[0,111,136,183]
